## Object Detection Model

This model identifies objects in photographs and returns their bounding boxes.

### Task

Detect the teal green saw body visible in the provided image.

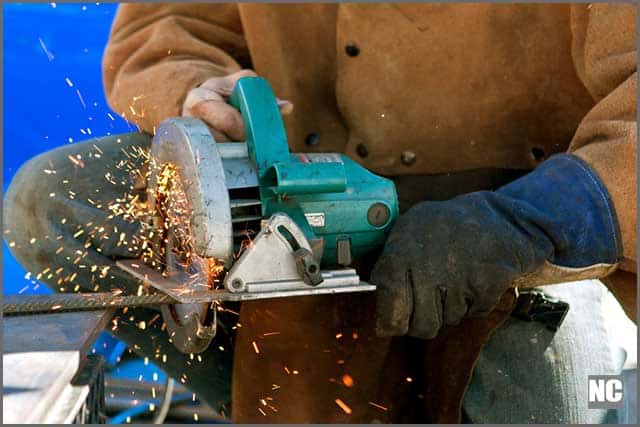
[229,77,399,265]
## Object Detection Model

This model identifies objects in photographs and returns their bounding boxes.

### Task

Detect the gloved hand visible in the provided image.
[371,154,622,339]
[182,69,293,142]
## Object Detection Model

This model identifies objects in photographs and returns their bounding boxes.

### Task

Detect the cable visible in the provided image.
[153,377,175,424]
[107,388,190,424]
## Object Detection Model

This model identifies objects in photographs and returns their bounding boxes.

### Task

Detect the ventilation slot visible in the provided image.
[229,186,262,252]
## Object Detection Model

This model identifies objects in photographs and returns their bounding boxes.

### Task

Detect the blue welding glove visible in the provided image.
[371,154,622,339]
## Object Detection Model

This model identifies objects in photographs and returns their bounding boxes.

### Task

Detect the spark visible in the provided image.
[368,401,388,411]
[65,77,73,87]
[252,341,260,354]
[76,89,87,108]
[341,374,354,388]
[38,38,54,61]
[335,398,352,415]
[67,155,85,168]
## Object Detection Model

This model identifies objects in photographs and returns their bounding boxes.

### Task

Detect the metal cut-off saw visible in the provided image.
[6,77,399,354]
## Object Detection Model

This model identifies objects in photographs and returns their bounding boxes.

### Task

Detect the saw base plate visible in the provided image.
[117,260,375,303]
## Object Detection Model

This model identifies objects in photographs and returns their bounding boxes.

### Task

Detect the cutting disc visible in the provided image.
[145,117,232,353]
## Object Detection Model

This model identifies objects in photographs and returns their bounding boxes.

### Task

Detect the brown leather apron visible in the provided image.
[231,169,522,423]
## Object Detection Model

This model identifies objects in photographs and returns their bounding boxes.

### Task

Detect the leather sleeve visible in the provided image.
[568,3,637,274]
[102,3,249,133]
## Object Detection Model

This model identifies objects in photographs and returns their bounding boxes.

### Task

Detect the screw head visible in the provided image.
[230,278,244,290]
[367,203,391,227]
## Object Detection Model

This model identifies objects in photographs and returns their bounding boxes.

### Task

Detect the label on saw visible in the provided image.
[305,212,326,227]
[297,153,344,164]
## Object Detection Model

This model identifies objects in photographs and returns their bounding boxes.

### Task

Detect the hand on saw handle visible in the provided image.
[371,154,622,339]
[182,69,294,142]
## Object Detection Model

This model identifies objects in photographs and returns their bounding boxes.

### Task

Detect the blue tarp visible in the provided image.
[3,2,136,367]
[3,2,133,295]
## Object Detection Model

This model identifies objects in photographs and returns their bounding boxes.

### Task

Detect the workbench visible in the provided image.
[2,310,112,423]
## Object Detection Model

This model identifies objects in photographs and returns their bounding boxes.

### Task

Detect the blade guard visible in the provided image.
[147,118,234,261]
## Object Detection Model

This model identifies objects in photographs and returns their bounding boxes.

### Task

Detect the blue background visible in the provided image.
[2,3,168,394]
[3,2,133,295]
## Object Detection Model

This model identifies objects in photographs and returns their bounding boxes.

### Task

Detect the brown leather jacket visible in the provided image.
[103,3,637,422]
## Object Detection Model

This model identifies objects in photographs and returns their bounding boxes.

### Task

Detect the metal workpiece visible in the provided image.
[2,292,175,315]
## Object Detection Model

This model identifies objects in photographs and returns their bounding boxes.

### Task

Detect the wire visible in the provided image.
[153,377,175,424]
[107,382,188,424]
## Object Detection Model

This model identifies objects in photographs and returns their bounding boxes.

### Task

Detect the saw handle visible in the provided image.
[228,76,349,195]
[228,77,290,179]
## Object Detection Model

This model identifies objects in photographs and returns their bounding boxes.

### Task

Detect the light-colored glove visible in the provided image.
[181,69,293,142]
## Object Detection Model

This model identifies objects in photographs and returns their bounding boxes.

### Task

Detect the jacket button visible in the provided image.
[345,43,360,57]
[401,150,416,166]
[305,132,321,147]
[356,143,369,158]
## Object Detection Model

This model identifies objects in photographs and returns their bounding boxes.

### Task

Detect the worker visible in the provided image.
[3,3,636,423]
